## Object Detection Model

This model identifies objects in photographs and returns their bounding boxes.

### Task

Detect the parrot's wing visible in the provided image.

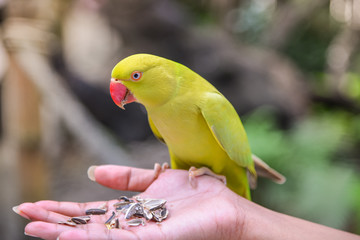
[148,116,165,144]
[200,92,255,172]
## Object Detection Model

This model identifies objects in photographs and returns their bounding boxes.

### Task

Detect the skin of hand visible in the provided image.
[14,165,360,240]
[110,54,258,199]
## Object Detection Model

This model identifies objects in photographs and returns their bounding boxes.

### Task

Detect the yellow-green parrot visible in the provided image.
[110,54,285,199]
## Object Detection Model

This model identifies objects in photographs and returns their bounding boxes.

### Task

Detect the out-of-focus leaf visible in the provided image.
[342,73,360,101]
[348,176,360,234]
[245,108,359,230]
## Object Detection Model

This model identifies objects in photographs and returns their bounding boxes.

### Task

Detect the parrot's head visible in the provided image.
[110,54,178,109]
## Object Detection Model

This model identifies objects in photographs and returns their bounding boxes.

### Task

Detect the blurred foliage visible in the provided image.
[178,0,216,25]
[228,1,360,232]
[284,9,340,72]
[1,0,360,238]
[344,72,360,101]
[230,0,276,43]
[245,108,360,233]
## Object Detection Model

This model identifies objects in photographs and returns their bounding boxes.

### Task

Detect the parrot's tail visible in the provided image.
[250,154,286,188]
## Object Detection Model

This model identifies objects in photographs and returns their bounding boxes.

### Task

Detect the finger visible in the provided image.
[89,165,156,192]
[34,200,114,217]
[57,228,139,240]
[25,221,109,240]
[25,221,77,240]
[16,203,69,223]
[57,223,167,240]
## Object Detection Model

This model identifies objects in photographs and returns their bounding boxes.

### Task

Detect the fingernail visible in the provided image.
[12,206,30,220]
[87,165,97,182]
[12,205,19,214]
[24,231,38,237]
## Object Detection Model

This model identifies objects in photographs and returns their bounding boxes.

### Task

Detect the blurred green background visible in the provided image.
[0,0,359,239]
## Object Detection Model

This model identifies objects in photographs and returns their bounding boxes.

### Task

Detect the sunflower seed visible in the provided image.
[58,221,77,227]
[70,216,90,224]
[127,218,145,226]
[105,220,120,230]
[134,196,145,202]
[104,211,116,229]
[143,199,167,211]
[112,218,120,229]
[71,218,86,224]
[114,201,131,209]
[105,211,116,225]
[124,203,144,219]
[85,208,107,215]
[143,208,153,220]
[118,196,133,202]
[119,205,131,214]
[152,207,168,222]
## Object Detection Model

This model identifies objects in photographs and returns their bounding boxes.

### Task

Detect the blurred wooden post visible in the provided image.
[2,0,56,202]
[3,54,49,201]
[1,0,56,238]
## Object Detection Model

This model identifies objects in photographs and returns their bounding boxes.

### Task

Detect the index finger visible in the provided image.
[88,165,156,192]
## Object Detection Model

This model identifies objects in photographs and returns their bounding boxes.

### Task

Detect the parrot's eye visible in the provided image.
[131,71,142,81]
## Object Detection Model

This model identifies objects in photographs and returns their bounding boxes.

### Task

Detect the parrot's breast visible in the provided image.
[148,99,228,172]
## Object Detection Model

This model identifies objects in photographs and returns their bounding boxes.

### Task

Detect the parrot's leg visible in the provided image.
[153,162,170,179]
[188,166,227,188]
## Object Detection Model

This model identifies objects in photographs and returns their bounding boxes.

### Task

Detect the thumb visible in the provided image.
[87,165,156,192]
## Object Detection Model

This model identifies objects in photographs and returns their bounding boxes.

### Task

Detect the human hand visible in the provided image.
[14,165,247,240]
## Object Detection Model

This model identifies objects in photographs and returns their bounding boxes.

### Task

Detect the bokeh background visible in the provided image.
[0,0,359,239]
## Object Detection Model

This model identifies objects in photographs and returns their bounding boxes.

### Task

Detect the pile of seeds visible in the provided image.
[58,196,168,229]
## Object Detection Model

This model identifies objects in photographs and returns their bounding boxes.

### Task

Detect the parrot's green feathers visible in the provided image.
[148,116,165,144]
[110,54,284,199]
[199,92,256,175]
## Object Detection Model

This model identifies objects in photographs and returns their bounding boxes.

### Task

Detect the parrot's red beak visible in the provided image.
[110,78,136,109]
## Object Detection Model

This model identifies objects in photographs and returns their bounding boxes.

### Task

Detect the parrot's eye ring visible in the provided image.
[131,71,142,81]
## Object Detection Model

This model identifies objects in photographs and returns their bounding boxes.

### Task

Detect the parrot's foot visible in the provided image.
[188,166,227,188]
[153,162,170,179]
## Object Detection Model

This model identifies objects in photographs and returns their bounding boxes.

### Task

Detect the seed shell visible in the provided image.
[105,211,116,225]
[70,216,90,225]
[126,218,145,226]
[112,218,120,229]
[143,208,153,220]
[152,207,168,222]
[58,221,77,227]
[114,201,132,210]
[134,196,145,202]
[143,199,167,211]
[125,203,144,219]
[118,196,133,202]
[85,208,107,215]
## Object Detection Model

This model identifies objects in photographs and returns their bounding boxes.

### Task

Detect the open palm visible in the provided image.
[16,165,248,240]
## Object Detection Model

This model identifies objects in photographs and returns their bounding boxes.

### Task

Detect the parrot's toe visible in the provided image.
[161,162,170,171]
[188,167,198,188]
[188,166,227,188]
[153,162,170,179]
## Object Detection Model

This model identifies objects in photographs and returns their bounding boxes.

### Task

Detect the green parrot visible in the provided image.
[110,54,285,199]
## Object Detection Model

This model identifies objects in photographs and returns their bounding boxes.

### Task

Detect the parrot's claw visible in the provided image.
[188,167,198,188]
[161,162,170,170]
[188,166,227,188]
[153,162,170,179]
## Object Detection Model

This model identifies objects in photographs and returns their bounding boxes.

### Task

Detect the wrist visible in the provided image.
[224,193,259,239]
[232,196,283,240]
[236,199,360,240]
